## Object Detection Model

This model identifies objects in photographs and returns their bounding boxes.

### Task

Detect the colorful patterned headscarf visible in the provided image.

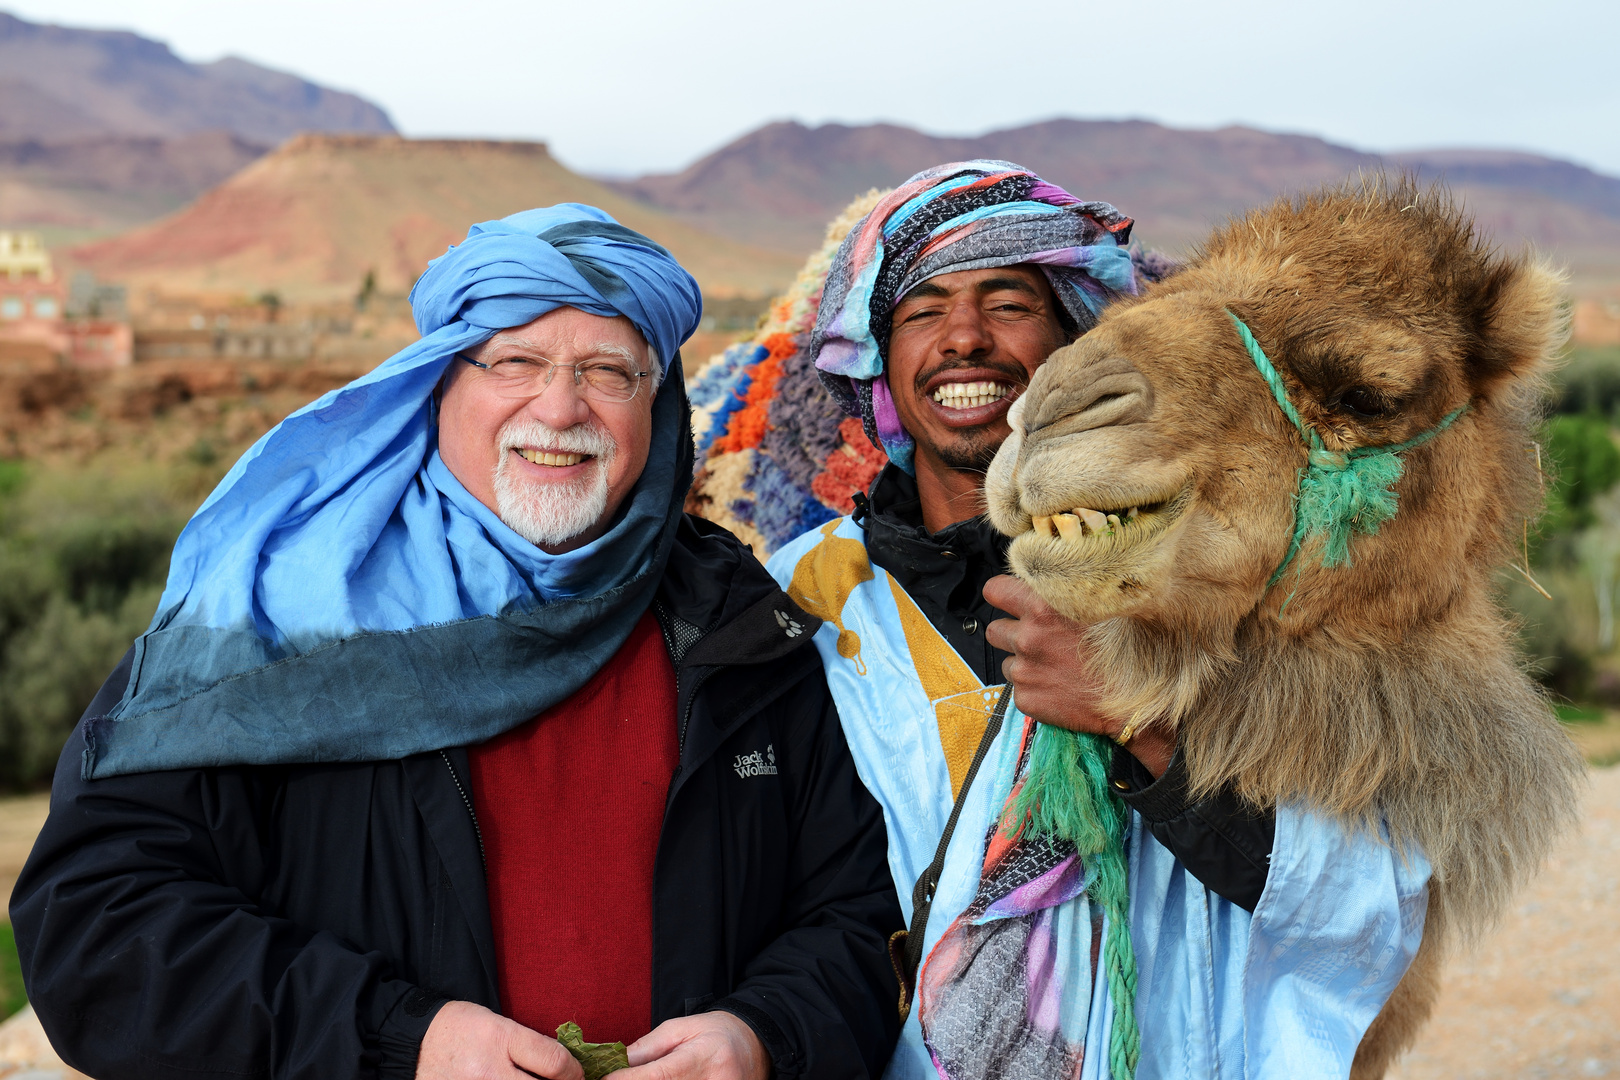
[812,161,1140,473]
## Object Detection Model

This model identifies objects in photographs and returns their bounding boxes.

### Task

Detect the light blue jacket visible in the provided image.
[768,515,1429,1080]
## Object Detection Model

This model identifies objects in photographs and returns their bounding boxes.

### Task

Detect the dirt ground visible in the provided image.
[0,794,47,927]
[0,771,1614,1077]
[1388,763,1620,1080]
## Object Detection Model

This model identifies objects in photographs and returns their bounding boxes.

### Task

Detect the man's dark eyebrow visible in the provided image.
[898,281,951,302]
[896,275,1041,307]
[972,276,1041,297]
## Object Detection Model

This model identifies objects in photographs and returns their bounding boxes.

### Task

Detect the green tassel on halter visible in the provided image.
[1010,725,1140,1078]
[1225,312,1468,591]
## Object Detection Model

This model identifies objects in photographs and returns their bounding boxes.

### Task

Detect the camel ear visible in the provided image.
[1466,254,1567,396]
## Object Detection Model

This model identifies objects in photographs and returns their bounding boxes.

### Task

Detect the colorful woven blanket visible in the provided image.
[686,191,891,556]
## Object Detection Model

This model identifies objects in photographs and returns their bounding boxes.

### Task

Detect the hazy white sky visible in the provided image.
[11,0,1620,178]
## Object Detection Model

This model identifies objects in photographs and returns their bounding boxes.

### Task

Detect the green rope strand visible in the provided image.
[1228,313,1316,445]
[1224,311,1468,591]
[1011,725,1140,1077]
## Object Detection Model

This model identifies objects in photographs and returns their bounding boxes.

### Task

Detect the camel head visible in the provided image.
[987,179,1561,657]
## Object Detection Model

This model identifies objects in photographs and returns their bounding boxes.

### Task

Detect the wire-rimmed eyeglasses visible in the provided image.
[457,351,651,403]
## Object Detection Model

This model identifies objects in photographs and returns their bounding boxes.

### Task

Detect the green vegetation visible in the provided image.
[1518,345,1620,734]
[1547,345,1620,419]
[1554,703,1605,723]
[1,922,24,1019]
[1540,414,1620,537]
[0,459,187,789]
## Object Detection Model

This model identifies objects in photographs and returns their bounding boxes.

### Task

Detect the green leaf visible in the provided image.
[556,1021,630,1080]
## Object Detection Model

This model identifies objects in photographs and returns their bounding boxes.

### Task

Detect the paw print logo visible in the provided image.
[774,609,804,638]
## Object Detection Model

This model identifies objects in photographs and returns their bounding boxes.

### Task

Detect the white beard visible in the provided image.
[491,417,618,548]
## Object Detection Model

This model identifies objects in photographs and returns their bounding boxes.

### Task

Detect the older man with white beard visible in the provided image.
[448,314,653,553]
[12,205,904,1080]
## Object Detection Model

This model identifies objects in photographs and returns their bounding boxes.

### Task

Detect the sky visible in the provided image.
[11,0,1620,178]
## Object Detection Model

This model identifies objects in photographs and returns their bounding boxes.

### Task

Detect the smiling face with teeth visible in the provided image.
[438,306,655,553]
[886,264,1072,532]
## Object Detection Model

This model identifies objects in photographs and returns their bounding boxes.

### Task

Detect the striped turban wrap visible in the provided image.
[812,160,1145,473]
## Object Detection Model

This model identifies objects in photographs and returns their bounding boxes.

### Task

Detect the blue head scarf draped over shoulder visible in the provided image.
[84,204,703,780]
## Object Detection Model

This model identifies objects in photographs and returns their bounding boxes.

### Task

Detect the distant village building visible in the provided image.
[0,232,133,370]
[0,232,66,361]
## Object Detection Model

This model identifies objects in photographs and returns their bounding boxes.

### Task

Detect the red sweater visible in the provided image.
[468,611,679,1044]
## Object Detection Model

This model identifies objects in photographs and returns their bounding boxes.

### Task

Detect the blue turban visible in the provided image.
[84,204,703,779]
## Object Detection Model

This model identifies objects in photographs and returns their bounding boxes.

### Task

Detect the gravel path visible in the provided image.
[1389,764,1620,1079]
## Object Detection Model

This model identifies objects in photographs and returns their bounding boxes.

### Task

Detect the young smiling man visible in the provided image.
[14,207,902,1080]
[767,162,1288,1078]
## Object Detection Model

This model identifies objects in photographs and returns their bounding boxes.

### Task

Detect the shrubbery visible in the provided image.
[1516,346,1620,703]
[0,462,182,789]
[1540,413,1620,537]
[0,923,24,1019]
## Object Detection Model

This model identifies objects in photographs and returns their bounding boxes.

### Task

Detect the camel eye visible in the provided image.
[1337,387,1386,418]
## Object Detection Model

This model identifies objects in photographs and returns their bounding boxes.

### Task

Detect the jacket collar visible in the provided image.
[860,464,1008,567]
[653,515,824,797]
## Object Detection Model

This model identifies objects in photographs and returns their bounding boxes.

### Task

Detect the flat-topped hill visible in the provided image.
[71,135,802,302]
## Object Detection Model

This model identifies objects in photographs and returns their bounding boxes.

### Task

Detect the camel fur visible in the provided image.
[983,178,1587,1078]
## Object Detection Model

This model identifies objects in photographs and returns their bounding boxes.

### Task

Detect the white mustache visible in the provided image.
[498,417,617,459]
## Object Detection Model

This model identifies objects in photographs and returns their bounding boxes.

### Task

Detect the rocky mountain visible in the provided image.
[0,11,395,144]
[0,10,400,243]
[611,119,1620,293]
[1394,150,1620,222]
[69,136,801,302]
[0,131,267,240]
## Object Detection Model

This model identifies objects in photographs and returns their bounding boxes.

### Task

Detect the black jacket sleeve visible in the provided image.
[8,655,443,1080]
[713,676,905,1080]
[1109,745,1275,912]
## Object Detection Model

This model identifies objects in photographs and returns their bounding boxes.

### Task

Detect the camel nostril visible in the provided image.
[1025,366,1153,437]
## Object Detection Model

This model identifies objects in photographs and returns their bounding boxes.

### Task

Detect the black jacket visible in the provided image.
[860,465,1274,911]
[11,516,904,1080]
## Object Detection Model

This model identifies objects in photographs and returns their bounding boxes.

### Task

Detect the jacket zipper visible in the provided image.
[677,667,717,755]
[439,749,485,867]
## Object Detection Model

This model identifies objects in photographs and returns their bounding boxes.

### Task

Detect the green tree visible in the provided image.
[0,465,182,788]
[1542,414,1620,537]
[0,586,160,786]
[355,268,377,312]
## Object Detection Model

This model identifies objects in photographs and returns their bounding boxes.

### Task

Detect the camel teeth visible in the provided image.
[1076,508,1108,534]
[1035,503,1158,540]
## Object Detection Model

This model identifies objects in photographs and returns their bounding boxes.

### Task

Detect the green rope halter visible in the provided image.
[1226,311,1468,592]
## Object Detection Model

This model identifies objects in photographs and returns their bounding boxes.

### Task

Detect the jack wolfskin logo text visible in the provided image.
[775,610,803,637]
[734,745,778,778]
